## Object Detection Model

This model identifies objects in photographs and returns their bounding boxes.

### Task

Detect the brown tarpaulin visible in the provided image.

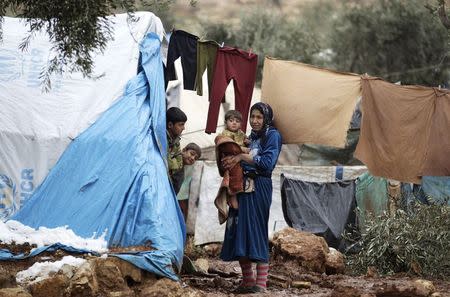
[355,77,450,183]
[261,57,361,148]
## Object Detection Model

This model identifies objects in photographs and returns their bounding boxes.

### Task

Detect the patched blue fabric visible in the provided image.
[8,33,185,280]
[0,244,96,260]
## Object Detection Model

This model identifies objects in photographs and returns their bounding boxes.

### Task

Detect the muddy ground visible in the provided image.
[181,254,450,297]
[0,240,449,297]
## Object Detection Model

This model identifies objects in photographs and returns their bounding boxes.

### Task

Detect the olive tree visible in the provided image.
[0,0,195,89]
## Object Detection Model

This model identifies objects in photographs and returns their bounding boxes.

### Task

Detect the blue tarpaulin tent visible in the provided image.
[2,33,185,280]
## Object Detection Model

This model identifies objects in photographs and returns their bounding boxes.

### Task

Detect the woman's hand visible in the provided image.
[222,154,242,170]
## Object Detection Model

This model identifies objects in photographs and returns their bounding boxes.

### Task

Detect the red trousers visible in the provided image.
[205,47,258,133]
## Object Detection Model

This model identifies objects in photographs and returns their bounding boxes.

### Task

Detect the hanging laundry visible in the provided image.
[355,77,450,183]
[355,172,388,228]
[421,176,450,205]
[261,57,361,147]
[205,46,257,133]
[401,177,450,209]
[280,174,357,249]
[195,39,221,100]
[300,130,362,166]
[166,30,199,90]
[401,183,431,211]
[421,91,450,176]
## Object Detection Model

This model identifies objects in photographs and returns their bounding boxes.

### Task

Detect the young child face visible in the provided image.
[167,121,185,138]
[182,149,199,166]
[225,117,241,133]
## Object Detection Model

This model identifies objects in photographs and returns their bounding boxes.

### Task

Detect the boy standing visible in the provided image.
[167,107,187,184]
[166,107,201,220]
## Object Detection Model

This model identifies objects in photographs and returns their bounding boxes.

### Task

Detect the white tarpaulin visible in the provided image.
[194,161,367,245]
[0,12,165,219]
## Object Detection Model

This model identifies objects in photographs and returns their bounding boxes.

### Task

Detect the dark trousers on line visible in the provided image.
[166,30,199,90]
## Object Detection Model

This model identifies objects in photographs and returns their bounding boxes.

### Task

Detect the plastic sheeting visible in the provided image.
[193,161,367,245]
[9,34,185,280]
[0,12,166,220]
[280,175,356,249]
[0,243,95,260]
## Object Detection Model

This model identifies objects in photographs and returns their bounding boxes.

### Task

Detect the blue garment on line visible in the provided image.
[8,33,185,280]
[401,176,450,209]
[221,127,282,263]
[422,176,450,205]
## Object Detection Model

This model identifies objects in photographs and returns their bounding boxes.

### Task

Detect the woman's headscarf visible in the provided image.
[249,102,274,140]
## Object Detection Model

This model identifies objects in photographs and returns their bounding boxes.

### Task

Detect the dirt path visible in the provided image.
[0,241,448,297]
[182,259,450,297]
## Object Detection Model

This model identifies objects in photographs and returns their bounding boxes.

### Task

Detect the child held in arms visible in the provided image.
[214,110,250,219]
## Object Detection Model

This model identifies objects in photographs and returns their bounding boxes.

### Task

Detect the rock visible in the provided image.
[268,274,291,288]
[0,287,32,297]
[108,291,135,297]
[271,228,329,273]
[291,281,311,289]
[109,257,142,283]
[139,278,181,297]
[325,248,345,275]
[268,278,289,288]
[91,258,129,293]
[203,244,222,257]
[207,260,240,277]
[374,279,435,297]
[194,259,209,274]
[413,280,435,296]
[29,274,69,297]
[0,274,15,289]
[431,292,450,297]
[0,266,15,288]
[138,278,205,297]
[60,264,77,279]
[68,261,98,297]
[269,273,290,283]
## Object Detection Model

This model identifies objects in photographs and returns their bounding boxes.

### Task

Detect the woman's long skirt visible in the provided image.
[220,176,272,263]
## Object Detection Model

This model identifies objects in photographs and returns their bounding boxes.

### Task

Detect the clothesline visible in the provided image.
[166,28,449,183]
[165,29,258,134]
[260,57,450,183]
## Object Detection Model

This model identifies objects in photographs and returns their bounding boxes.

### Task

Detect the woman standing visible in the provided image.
[221,102,282,293]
